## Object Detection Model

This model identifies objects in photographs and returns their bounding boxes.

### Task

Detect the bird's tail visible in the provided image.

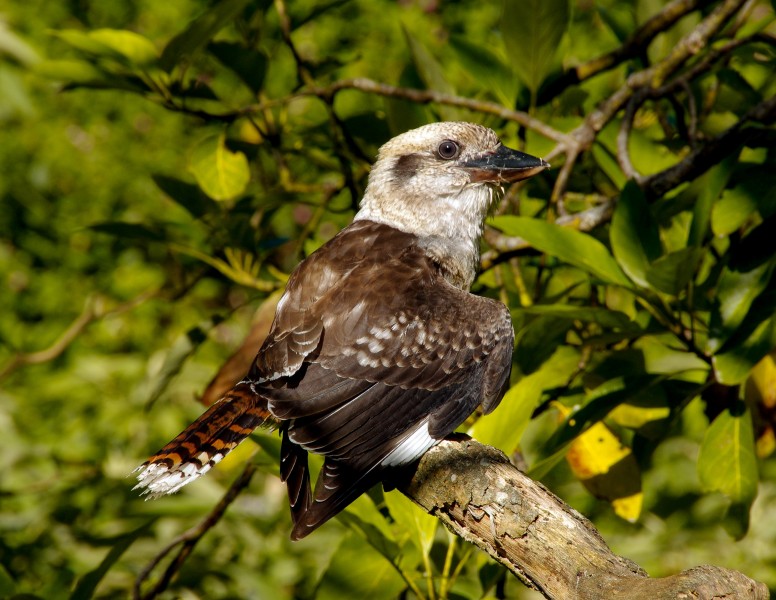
[133,382,275,499]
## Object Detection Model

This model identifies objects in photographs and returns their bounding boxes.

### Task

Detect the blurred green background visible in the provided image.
[1,0,775,598]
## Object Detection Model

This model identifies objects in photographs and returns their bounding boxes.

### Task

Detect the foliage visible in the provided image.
[1,0,775,598]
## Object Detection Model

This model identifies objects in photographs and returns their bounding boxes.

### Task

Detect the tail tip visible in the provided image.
[132,461,205,498]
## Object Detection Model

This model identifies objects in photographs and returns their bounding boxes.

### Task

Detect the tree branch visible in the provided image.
[399,437,769,600]
[0,289,157,381]
[539,0,713,102]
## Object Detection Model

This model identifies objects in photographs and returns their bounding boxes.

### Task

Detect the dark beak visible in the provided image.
[463,145,550,183]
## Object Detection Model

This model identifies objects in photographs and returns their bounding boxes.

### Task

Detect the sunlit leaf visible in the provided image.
[34,59,144,91]
[188,134,251,202]
[316,533,406,600]
[748,352,776,458]
[635,335,709,377]
[645,247,702,296]
[339,494,399,561]
[592,142,627,189]
[711,186,758,237]
[697,401,758,538]
[707,262,772,354]
[501,0,571,96]
[610,181,661,288]
[748,351,776,409]
[489,215,632,287]
[688,158,736,247]
[384,491,437,557]
[472,346,580,453]
[608,396,671,430]
[88,29,158,66]
[0,20,40,65]
[713,316,776,385]
[566,419,642,522]
[544,375,665,453]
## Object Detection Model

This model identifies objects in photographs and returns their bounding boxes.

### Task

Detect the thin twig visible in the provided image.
[133,461,258,600]
[548,0,748,202]
[539,0,713,101]
[0,289,157,381]
[642,93,776,199]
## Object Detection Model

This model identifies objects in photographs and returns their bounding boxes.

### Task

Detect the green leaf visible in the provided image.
[489,215,631,287]
[160,0,251,72]
[501,0,571,96]
[711,186,758,237]
[48,31,155,84]
[610,181,662,288]
[89,221,165,241]
[472,346,580,453]
[645,247,702,296]
[697,401,757,538]
[707,262,772,354]
[513,315,571,374]
[188,134,250,202]
[137,318,220,409]
[544,375,665,454]
[69,523,151,600]
[339,494,399,561]
[383,491,437,557]
[449,35,517,106]
[87,29,158,66]
[402,27,460,121]
[384,64,430,136]
[713,316,776,385]
[0,563,14,596]
[152,174,216,219]
[688,158,735,247]
[53,29,121,59]
[294,0,352,29]
[208,41,267,94]
[592,142,626,189]
[34,59,144,91]
[316,532,406,600]
[513,304,640,332]
[0,20,40,66]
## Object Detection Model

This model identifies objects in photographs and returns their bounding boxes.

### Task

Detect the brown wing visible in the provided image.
[251,220,514,538]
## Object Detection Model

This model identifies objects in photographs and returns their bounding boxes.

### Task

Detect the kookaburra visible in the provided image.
[134,122,549,540]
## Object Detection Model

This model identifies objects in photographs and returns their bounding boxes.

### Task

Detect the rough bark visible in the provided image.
[399,437,768,600]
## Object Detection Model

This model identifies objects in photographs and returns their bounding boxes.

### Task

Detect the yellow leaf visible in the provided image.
[609,403,670,428]
[747,351,776,408]
[746,351,776,458]
[189,133,250,202]
[565,420,642,522]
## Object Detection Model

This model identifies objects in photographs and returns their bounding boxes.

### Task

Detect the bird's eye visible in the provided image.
[437,140,460,160]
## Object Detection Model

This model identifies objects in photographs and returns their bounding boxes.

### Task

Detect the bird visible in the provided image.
[134,121,549,540]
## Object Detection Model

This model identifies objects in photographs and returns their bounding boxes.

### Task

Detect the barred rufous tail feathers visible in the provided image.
[133,382,274,499]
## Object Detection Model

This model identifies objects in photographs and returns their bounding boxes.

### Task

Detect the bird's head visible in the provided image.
[356,121,549,245]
